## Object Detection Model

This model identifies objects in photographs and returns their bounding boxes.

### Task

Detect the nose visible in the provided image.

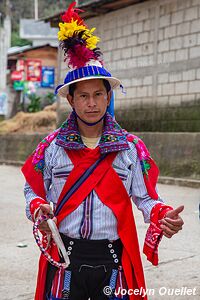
[87,96,97,107]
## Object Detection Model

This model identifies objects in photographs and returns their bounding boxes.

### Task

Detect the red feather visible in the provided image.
[61,1,85,26]
[67,44,96,68]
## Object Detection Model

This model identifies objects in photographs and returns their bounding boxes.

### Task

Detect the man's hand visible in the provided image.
[160,205,184,238]
[36,204,57,234]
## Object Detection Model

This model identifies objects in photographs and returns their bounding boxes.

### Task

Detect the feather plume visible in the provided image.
[61,1,85,25]
[58,1,103,68]
[67,44,96,68]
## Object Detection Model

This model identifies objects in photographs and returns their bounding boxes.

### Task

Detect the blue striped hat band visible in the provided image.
[64,65,112,84]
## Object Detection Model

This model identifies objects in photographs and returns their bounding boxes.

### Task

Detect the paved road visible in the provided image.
[0,165,199,300]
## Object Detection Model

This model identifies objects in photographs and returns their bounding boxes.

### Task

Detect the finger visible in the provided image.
[164,217,184,227]
[41,229,51,234]
[160,224,177,236]
[39,226,51,233]
[163,231,172,238]
[38,221,48,229]
[39,222,51,233]
[52,217,57,224]
[161,216,184,226]
[173,205,184,214]
[166,205,184,218]
[39,204,51,215]
[161,219,182,231]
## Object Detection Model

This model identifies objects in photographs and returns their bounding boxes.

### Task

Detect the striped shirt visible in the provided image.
[24,138,164,240]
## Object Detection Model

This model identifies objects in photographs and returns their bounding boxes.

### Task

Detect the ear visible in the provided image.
[107,90,112,106]
[66,94,74,108]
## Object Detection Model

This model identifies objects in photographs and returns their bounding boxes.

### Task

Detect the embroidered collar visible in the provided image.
[55,111,130,153]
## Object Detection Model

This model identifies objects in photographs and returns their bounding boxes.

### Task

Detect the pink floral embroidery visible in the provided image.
[45,131,59,143]
[127,134,151,176]
[32,129,59,173]
[134,138,150,160]
[33,143,47,165]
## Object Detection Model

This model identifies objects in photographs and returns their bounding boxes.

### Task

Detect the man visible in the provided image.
[22,2,184,300]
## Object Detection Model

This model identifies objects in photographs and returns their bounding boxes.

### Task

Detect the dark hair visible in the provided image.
[68,79,111,97]
[68,82,77,97]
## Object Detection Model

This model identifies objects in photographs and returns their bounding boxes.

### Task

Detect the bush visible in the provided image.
[41,92,56,109]
[27,94,41,113]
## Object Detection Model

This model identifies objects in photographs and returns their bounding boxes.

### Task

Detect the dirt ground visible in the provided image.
[0,165,199,300]
[0,103,56,134]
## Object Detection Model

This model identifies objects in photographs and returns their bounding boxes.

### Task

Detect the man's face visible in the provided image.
[67,79,111,124]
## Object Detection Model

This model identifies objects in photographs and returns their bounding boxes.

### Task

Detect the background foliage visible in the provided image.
[0,0,91,46]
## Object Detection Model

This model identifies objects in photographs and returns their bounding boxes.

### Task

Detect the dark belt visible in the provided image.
[60,233,123,270]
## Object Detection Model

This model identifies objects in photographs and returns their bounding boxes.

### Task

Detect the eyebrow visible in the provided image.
[76,89,105,95]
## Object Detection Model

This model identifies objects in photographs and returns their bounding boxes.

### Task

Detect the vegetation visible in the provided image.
[11,30,32,47]
[25,92,56,113]
[0,0,72,30]
[0,0,90,47]
[27,94,41,113]
[42,92,56,108]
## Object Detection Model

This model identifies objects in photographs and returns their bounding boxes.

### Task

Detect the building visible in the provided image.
[7,44,58,117]
[20,19,58,47]
[44,0,200,132]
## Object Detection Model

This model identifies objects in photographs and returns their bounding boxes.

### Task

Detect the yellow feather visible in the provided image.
[58,20,100,46]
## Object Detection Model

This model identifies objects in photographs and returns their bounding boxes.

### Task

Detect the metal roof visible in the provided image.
[7,45,32,55]
[7,44,57,57]
[42,0,148,27]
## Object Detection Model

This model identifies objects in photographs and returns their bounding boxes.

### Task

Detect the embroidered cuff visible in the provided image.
[143,203,173,265]
[30,198,47,222]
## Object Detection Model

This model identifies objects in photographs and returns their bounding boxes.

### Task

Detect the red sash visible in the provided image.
[67,149,147,299]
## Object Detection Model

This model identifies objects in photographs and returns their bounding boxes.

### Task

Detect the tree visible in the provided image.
[1,0,89,47]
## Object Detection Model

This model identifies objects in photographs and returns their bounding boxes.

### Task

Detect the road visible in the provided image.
[0,165,199,300]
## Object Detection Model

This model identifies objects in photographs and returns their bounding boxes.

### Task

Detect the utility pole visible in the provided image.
[0,0,11,90]
[5,0,11,48]
[34,0,38,20]
[0,0,11,117]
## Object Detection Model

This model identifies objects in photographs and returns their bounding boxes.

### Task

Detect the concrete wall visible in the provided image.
[139,132,200,179]
[115,98,200,131]
[57,0,200,131]
[0,133,45,164]
[0,132,199,180]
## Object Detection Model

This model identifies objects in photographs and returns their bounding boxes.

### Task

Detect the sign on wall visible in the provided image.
[41,66,55,88]
[16,60,25,72]
[26,60,42,82]
[13,81,24,91]
[11,71,23,81]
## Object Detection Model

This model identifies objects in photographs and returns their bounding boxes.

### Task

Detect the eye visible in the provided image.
[96,92,103,96]
[80,94,87,99]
